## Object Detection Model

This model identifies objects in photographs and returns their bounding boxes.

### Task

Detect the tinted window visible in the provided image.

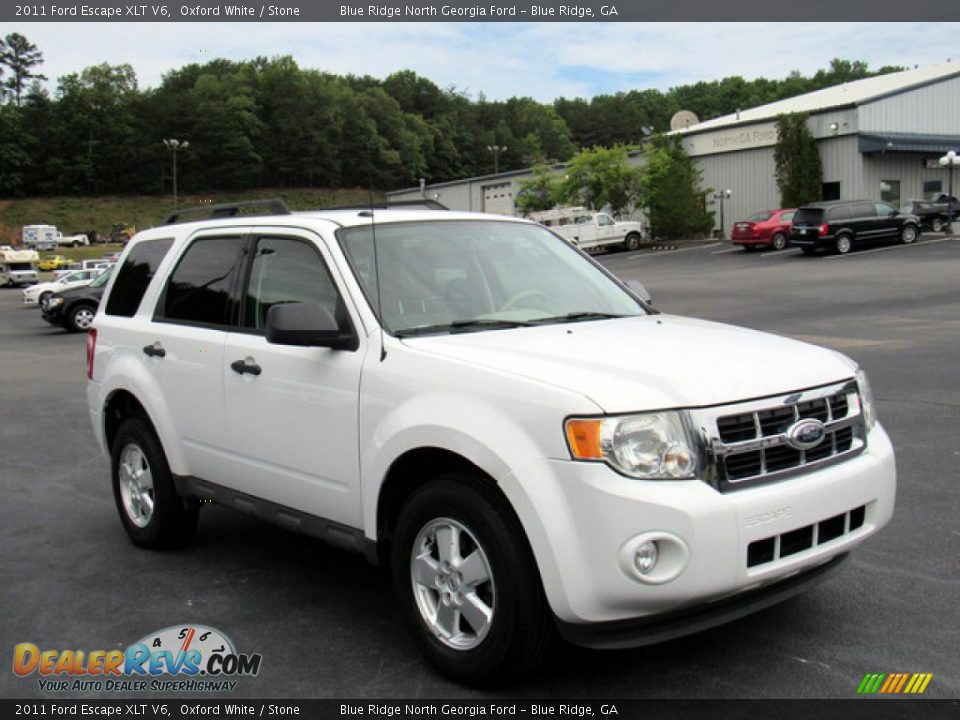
[160,237,243,326]
[850,202,876,219]
[243,237,341,331]
[748,212,773,222]
[793,208,824,224]
[826,205,851,221]
[105,238,173,317]
[779,211,795,222]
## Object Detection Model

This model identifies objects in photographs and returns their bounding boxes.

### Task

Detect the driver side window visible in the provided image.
[243,237,342,332]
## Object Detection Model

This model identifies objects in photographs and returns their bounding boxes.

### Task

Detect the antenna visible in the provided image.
[369,187,387,362]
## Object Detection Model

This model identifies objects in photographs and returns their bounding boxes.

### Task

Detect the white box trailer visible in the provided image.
[0,248,39,286]
[22,225,58,250]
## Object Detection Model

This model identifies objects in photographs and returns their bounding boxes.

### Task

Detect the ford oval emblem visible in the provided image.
[786,419,826,450]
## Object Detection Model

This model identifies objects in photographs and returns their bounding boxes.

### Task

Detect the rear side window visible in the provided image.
[849,202,875,218]
[827,206,852,222]
[748,212,773,222]
[779,211,795,222]
[105,238,173,317]
[158,237,244,327]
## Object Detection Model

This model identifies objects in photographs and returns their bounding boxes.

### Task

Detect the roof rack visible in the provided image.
[324,199,449,212]
[162,198,291,225]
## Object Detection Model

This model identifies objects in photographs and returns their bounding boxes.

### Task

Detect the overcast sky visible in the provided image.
[12,22,960,102]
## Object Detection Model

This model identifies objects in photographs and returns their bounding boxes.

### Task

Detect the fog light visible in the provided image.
[634,541,659,574]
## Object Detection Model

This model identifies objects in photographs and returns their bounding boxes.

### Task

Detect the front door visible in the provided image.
[222,233,366,528]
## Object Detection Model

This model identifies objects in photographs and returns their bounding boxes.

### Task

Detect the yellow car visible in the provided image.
[37,255,70,271]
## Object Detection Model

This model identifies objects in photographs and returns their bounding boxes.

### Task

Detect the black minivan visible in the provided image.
[790,200,921,255]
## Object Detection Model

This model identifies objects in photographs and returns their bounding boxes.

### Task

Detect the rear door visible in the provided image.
[848,201,881,244]
[142,234,245,481]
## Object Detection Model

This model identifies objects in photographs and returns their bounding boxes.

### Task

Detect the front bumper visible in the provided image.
[41,302,65,324]
[501,424,895,629]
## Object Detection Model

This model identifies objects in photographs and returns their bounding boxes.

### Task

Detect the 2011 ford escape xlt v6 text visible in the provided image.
[87,200,896,685]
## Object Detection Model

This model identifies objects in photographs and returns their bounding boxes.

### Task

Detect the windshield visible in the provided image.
[338,220,646,336]
[90,268,113,288]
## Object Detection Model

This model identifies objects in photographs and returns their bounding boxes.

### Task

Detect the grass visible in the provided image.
[0,188,383,246]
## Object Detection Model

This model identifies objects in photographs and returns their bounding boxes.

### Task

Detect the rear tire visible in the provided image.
[771,232,788,251]
[835,235,852,254]
[931,217,945,233]
[391,473,552,686]
[622,233,641,252]
[111,417,198,550]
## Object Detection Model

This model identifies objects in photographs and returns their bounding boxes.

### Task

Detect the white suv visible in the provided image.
[86,200,896,685]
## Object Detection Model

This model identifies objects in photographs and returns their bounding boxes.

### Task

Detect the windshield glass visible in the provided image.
[90,268,113,288]
[338,220,646,336]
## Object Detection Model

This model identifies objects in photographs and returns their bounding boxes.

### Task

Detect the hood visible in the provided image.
[402,315,855,412]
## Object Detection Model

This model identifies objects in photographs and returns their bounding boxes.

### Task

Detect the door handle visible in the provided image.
[230,357,262,376]
[142,342,166,358]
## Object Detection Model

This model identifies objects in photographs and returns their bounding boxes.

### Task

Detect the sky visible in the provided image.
[11,22,960,103]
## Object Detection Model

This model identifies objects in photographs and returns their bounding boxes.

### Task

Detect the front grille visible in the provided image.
[747,505,867,568]
[693,381,867,491]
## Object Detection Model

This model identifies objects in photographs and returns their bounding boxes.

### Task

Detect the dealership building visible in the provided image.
[387,63,960,236]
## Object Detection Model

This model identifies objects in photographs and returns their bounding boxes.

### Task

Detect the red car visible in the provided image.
[731,208,796,251]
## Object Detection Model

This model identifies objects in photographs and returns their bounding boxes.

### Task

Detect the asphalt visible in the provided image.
[1,235,958,701]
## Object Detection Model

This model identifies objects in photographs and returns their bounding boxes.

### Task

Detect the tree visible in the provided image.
[557,145,642,217]
[639,134,713,240]
[515,164,561,216]
[0,33,47,106]
[774,112,822,207]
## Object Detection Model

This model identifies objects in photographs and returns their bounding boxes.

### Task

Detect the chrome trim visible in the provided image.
[690,380,867,492]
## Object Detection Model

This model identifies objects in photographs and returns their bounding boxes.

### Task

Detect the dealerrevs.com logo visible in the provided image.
[13,625,262,693]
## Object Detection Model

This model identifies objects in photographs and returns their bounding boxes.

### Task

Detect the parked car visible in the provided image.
[53,263,84,279]
[730,208,796,250]
[22,269,102,307]
[42,267,112,332]
[790,200,921,255]
[37,255,71,272]
[901,200,956,233]
[85,199,895,685]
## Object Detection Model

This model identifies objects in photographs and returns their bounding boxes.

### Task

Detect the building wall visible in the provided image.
[858,75,960,134]
[694,146,778,236]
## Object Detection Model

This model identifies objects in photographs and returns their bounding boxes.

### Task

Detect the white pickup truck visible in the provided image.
[528,206,646,252]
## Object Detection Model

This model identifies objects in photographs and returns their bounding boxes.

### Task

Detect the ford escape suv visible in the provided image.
[87,200,896,685]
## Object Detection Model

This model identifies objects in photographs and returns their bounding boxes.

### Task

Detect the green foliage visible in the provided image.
[515,165,561,215]
[556,145,642,216]
[774,113,823,207]
[0,39,902,201]
[0,33,47,106]
[639,135,713,240]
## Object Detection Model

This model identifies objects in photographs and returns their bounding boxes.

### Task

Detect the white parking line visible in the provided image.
[761,249,801,258]
[823,235,957,259]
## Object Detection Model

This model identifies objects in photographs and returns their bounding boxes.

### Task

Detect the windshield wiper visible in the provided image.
[531,311,632,325]
[396,318,536,337]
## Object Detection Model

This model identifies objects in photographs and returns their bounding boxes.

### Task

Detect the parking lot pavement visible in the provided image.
[2,235,959,700]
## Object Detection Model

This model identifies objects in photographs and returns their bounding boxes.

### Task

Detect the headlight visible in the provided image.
[565,411,698,479]
[47,297,64,307]
[856,369,877,431]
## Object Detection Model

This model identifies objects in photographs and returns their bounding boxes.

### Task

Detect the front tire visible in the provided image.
[391,474,552,686]
[900,225,918,244]
[111,417,198,549]
[66,304,96,332]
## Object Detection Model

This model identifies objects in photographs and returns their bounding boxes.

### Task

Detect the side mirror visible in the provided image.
[625,279,653,305]
[266,302,358,350]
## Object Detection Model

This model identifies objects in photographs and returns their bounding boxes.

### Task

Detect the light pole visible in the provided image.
[938,150,959,235]
[487,144,507,175]
[713,189,732,239]
[163,138,189,209]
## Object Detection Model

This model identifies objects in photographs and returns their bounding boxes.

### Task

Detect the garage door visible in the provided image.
[483,183,514,216]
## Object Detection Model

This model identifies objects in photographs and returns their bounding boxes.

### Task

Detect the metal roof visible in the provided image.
[678,63,960,135]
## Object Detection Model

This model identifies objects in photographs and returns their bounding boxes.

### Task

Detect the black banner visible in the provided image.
[3,700,960,720]
[5,0,960,22]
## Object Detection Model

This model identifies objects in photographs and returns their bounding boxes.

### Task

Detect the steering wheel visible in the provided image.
[501,289,550,312]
